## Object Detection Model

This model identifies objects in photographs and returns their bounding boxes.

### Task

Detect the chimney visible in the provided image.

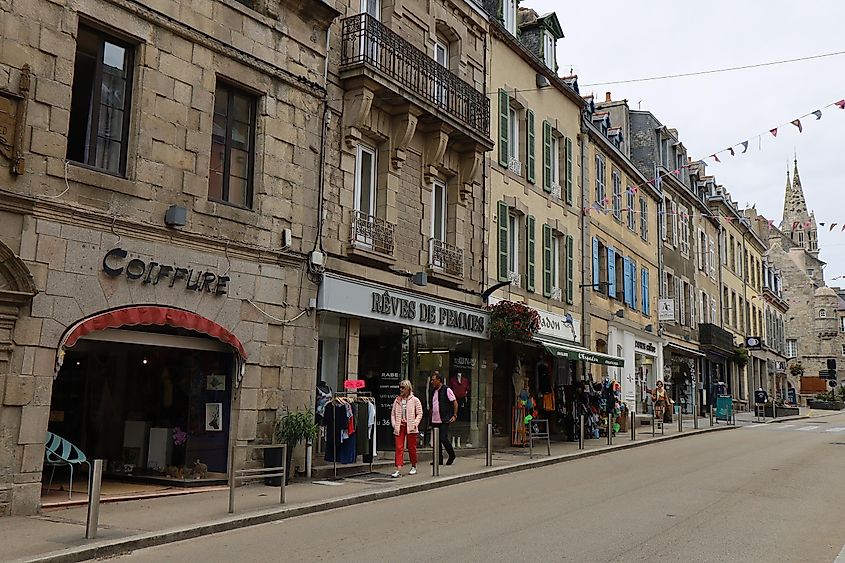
[605,92,612,102]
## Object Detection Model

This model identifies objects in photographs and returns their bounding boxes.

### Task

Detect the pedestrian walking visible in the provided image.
[391,380,423,478]
[429,371,458,465]
[651,380,669,422]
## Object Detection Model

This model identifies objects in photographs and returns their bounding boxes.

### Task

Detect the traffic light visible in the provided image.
[828,358,837,371]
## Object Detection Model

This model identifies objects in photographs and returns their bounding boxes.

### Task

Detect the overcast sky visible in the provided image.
[530,0,845,283]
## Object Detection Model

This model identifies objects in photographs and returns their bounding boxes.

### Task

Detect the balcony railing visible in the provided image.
[429,238,464,278]
[351,210,395,256]
[341,14,490,138]
[508,271,521,289]
[550,286,562,301]
[698,323,735,354]
[550,182,561,199]
[508,157,522,176]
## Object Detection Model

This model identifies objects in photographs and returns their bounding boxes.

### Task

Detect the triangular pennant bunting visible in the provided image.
[791,119,802,133]
[836,99,845,109]
[728,147,735,156]
[741,141,749,153]
[830,223,838,232]
[770,128,778,137]
[711,154,720,163]
[813,110,823,120]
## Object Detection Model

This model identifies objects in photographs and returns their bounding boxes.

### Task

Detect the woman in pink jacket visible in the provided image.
[391,380,423,478]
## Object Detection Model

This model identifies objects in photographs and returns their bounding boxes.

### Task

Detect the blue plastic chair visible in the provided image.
[44,432,90,500]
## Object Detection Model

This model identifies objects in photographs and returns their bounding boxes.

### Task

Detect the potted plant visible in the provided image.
[789,362,804,378]
[273,410,318,485]
[487,300,541,342]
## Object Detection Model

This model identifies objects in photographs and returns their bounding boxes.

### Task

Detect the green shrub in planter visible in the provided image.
[273,410,318,484]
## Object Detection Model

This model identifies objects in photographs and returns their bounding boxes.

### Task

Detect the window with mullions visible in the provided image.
[67,25,134,176]
[210,83,257,208]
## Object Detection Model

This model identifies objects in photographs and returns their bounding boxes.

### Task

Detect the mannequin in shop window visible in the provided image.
[315,380,332,426]
[450,371,470,422]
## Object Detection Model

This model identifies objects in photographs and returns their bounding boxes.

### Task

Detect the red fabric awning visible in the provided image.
[58,305,247,360]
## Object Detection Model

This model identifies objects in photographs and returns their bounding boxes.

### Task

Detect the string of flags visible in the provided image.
[584,96,845,233]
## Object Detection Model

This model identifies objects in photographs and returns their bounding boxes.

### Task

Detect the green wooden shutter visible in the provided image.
[564,137,573,204]
[526,215,536,292]
[542,224,552,297]
[498,89,509,167]
[497,201,509,281]
[526,110,536,184]
[542,120,552,192]
[565,234,574,304]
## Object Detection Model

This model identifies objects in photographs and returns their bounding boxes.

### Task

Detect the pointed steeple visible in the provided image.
[780,155,819,255]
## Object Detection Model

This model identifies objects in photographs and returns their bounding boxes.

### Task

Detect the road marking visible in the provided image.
[826,427,845,432]
[773,424,795,430]
[744,424,766,429]
[796,426,820,432]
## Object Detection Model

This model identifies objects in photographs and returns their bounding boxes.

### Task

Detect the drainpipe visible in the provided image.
[480,31,488,297]
[313,24,335,257]
[579,117,590,381]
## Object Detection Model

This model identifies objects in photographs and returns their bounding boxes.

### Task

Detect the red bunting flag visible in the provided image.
[805,220,813,228]
[770,128,778,137]
[836,99,845,109]
[632,186,638,193]
[791,119,803,133]
[841,224,845,232]
[830,223,838,232]
[792,221,799,231]
[711,153,721,163]
[728,147,735,156]
[768,220,775,231]
[813,110,823,120]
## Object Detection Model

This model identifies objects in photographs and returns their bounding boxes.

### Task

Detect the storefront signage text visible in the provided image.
[635,341,657,354]
[102,248,229,296]
[371,291,486,334]
[343,379,366,389]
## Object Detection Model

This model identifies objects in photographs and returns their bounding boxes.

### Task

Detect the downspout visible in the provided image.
[480,30,488,297]
[313,24,335,257]
[579,116,590,381]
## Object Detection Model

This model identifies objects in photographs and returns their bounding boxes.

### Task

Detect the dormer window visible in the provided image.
[542,31,556,71]
[503,0,517,35]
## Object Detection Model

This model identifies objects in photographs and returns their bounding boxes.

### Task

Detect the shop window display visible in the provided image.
[49,335,233,485]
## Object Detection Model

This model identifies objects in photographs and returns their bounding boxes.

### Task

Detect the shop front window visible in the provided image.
[49,332,233,493]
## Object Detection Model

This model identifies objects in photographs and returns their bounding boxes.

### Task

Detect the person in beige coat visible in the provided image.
[390,380,423,478]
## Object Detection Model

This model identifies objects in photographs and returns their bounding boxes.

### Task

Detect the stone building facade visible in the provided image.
[0,0,337,515]
[313,0,495,452]
[583,98,662,413]
[761,159,845,402]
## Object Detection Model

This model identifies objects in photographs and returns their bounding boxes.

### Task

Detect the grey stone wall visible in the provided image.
[0,0,334,515]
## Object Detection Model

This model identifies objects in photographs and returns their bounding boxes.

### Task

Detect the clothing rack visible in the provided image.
[328,392,375,480]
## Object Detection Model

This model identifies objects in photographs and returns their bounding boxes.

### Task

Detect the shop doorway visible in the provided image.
[47,327,234,499]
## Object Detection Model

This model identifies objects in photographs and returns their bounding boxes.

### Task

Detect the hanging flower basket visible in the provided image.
[487,301,541,342]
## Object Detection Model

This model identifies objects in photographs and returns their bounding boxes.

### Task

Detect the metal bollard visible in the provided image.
[710,407,714,427]
[652,412,656,436]
[631,411,636,441]
[678,409,683,433]
[579,415,585,450]
[486,423,493,467]
[694,406,699,430]
[432,427,440,476]
[85,459,104,540]
[606,414,612,445]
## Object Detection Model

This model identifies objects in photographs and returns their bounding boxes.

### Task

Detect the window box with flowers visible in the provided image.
[487,300,541,342]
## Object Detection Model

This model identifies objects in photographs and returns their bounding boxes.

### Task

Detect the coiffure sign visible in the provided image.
[318,274,489,339]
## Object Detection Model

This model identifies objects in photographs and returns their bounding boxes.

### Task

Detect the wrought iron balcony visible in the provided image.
[698,323,735,354]
[550,182,561,199]
[340,14,490,139]
[429,238,464,278]
[351,210,395,256]
[550,286,562,301]
[508,157,522,176]
[508,271,521,289]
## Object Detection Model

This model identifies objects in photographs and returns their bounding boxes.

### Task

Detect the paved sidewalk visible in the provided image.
[2,419,733,563]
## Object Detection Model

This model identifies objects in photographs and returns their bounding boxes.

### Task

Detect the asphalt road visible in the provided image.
[119,415,845,562]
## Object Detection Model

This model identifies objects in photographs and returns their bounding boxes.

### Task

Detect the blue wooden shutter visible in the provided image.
[526,215,536,291]
[623,257,633,305]
[526,110,536,184]
[497,201,509,281]
[498,90,509,167]
[565,235,574,304]
[631,260,639,310]
[543,120,553,192]
[543,224,553,297]
[641,267,650,315]
[607,248,616,298]
[564,137,573,204]
[592,237,599,288]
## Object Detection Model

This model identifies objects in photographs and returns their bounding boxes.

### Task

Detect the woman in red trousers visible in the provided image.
[391,380,423,478]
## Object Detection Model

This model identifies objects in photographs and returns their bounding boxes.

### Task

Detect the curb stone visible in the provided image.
[14,425,736,563]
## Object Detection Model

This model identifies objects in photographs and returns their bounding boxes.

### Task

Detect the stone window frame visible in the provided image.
[209,80,259,210]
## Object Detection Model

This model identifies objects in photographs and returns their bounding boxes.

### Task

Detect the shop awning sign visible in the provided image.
[543,344,625,367]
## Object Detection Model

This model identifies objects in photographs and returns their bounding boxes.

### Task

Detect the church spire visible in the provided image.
[780,155,819,255]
